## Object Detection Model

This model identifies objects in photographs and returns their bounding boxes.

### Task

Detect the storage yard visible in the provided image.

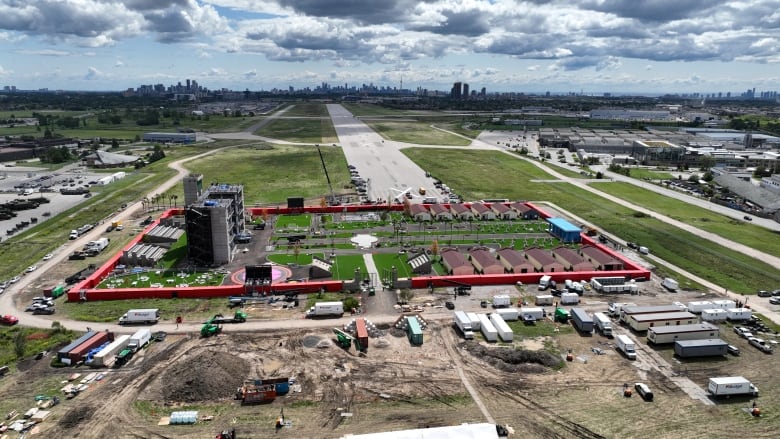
[1,284,779,438]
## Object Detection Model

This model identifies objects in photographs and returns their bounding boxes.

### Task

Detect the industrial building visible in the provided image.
[142,132,196,144]
[547,218,581,243]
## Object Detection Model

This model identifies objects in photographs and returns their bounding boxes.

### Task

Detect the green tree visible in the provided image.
[14,330,26,359]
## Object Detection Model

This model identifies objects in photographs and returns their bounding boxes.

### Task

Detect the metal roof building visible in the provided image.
[547,218,581,243]
[338,422,500,439]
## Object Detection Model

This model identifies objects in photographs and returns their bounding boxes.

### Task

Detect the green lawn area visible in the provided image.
[283,103,331,118]
[255,118,338,143]
[266,253,323,266]
[157,235,188,269]
[276,214,312,229]
[403,148,780,293]
[623,168,677,181]
[0,326,77,367]
[372,253,413,279]
[362,121,472,146]
[331,254,368,280]
[340,103,415,117]
[96,269,225,289]
[590,181,780,259]
[60,297,230,323]
[165,144,351,205]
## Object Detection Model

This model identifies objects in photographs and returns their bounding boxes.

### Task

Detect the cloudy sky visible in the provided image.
[1,0,779,94]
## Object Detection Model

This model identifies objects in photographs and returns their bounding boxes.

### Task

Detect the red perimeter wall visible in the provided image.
[67,203,649,301]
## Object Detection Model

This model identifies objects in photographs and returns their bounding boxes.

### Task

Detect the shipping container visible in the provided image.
[355,318,369,350]
[620,304,688,323]
[57,331,96,363]
[674,339,728,358]
[490,313,513,342]
[496,308,519,321]
[570,307,594,333]
[91,335,130,368]
[406,316,423,346]
[66,332,112,365]
[627,311,697,332]
[701,309,728,323]
[477,314,498,342]
[647,323,720,344]
[492,295,511,308]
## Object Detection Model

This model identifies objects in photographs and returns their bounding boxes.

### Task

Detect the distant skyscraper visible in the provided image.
[462,83,469,99]
[451,82,462,99]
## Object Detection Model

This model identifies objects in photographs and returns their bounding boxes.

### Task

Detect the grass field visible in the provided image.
[331,254,368,280]
[59,297,229,323]
[622,168,677,181]
[283,103,331,118]
[362,121,472,146]
[0,326,76,367]
[96,269,225,290]
[403,148,780,294]
[372,253,413,279]
[340,103,416,117]
[276,214,312,229]
[255,118,338,143]
[168,144,351,205]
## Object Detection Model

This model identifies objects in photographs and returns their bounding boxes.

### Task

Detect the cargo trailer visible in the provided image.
[701,309,728,323]
[619,304,688,323]
[661,278,679,291]
[726,308,752,321]
[674,339,728,358]
[627,311,698,332]
[453,311,474,339]
[647,323,719,344]
[520,307,544,322]
[65,332,112,365]
[570,307,594,333]
[406,316,423,346]
[686,301,714,314]
[560,292,580,305]
[90,335,130,368]
[708,377,759,397]
[490,313,513,342]
[466,312,481,330]
[127,329,151,352]
[496,308,519,321]
[593,312,613,337]
[535,295,554,306]
[306,302,344,318]
[57,331,96,363]
[711,300,736,310]
[477,314,498,342]
[355,318,369,350]
[492,295,512,308]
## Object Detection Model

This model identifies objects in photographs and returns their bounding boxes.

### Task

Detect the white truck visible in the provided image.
[707,376,759,397]
[661,278,679,291]
[616,334,637,360]
[84,237,109,255]
[492,295,512,308]
[306,301,344,318]
[118,309,160,325]
[453,311,474,339]
[593,312,613,337]
[538,275,552,290]
[127,328,152,352]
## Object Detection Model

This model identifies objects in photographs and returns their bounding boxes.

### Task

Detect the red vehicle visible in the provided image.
[1,315,19,326]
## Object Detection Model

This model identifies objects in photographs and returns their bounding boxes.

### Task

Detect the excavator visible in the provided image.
[201,311,247,337]
[333,328,365,352]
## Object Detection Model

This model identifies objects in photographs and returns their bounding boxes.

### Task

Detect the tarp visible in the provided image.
[337,423,499,439]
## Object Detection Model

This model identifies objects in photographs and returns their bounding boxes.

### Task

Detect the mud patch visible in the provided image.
[160,348,250,402]
[462,342,562,373]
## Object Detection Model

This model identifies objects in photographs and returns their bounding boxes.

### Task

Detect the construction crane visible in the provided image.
[315,144,338,206]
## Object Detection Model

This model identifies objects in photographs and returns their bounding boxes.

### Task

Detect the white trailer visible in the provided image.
[490,313,513,342]
[619,304,685,323]
[661,278,679,291]
[647,323,720,344]
[538,275,552,290]
[118,309,160,325]
[608,302,636,317]
[453,311,474,339]
[726,308,752,321]
[91,335,130,368]
[701,309,728,323]
[593,312,613,337]
[496,308,519,321]
[708,377,759,397]
[627,311,698,332]
[466,312,481,330]
[306,302,344,318]
[560,292,580,305]
[615,334,637,360]
[686,301,714,314]
[492,295,512,308]
[127,329,151,352]
[535,295,554,306]
[711,300,737,310]
[520,307,544,322]
[477,314,498,342]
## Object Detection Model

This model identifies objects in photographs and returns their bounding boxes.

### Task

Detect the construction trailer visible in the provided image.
[490,313,513,342]
[477,313,498,342]
[626,311,698,332]
[406,316,423,346]
[674,339,728,358]
[520,307,544,322]
[727,308,752,321]
[710,300,737,310]
[701,309,728,323]
[619,304,688,324]
[647,323,720,344]
[686,301,714,314]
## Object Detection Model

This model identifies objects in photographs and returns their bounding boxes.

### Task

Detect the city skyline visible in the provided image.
[1,1,779,94]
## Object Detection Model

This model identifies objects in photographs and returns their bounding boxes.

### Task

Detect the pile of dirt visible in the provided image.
[160,348,250,402]
[462,342,562,373]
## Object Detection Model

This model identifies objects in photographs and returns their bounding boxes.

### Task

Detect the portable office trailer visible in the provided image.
[701,309,728,323]
[466,312,481,330]
[490,313,514,342]
[647,323,720,344]
[520,307,544,321]
[619,304,687,323]
[406,317,423,346]
[674,339,728,358]
[477,313,498,342]
[710,300,737,310]
[496,308,519,321]
[570,308,594,333]
[627,311,698,332]
[686,301,714,314]
[535,295,554,306]
[726,308,752,321]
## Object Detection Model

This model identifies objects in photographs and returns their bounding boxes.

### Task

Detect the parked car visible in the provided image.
[727,345,741,356]
[749,337,773,353]
[25,303,49,312]
[743,215,753,221]
[771,289,780,297]
[0,315,19,326]
[769,297,780,305]
[758,290,772,297]
[42,253,54,261]
[32,307,55,315]
[445,301,455,310]
[26,265,38,273]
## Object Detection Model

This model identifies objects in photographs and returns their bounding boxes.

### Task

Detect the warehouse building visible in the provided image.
[497,248,534,273]
[524,247,565,273]
[469,249,504,274]
[441,249,473,276]
[143,132,196,144]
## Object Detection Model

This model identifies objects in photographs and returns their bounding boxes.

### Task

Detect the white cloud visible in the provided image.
[115,60,125,67]
[84,66,104,80]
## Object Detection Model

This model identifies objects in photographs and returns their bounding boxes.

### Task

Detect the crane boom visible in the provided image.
[315,144,337,205]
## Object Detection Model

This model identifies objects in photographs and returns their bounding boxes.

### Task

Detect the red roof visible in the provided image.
[497,248,525,265]
[580,245,622,265]
[492,203,510,213]
[441,249,470,268]
[410,204,429,215]
[450,203,470,214]
[470,203,490,213]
